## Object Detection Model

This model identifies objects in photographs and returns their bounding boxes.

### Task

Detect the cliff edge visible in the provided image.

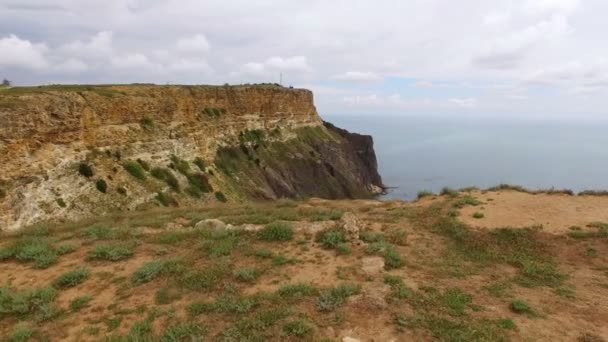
[0,84,383,230]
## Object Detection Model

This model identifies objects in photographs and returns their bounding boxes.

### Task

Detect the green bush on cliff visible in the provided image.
[215,191,227,202]
[78,163,94,178]
[96,179,108,193]
[186,173,212,197]
[122,160,146,181]
[151,167,180,192]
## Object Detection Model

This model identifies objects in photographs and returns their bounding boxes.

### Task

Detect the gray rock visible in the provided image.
[194,218,226,230]
[339,212,362,241]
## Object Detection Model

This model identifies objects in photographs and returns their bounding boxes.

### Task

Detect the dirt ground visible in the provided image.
[459,190,608,233]
[1,192,607,341]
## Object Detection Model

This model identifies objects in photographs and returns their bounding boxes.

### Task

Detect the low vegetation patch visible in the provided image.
[417,206,565,287]
[510,299,536,316]
[417,190,435,199]
[156,191,178,207]
[0,286,58,319]
[95,179,107,193]
[316,228,347,250]
[69,295,92,312]
[366,241,405,269]
[0,237,61,268]
[316,283,361,311]
[151,167,180,192]
[233,267,262,283]
[131,259,179,284]
[78,163,94,178]
[282,319,314,338]
[88,243,134,261]
[257,222,293,241]
[122,160,147,181]
[53,267,90,288]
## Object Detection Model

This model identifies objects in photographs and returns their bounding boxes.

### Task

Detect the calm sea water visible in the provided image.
[324,115,608,200]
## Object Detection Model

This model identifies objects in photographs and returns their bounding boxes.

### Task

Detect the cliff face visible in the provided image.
[0,84,383,231]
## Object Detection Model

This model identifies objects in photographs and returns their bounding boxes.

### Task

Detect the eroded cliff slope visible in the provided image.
[0,84,383,230]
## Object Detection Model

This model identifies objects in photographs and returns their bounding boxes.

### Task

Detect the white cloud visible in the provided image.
[176,34,210,53]
[473,14,573,69]
[0,34,48,69]
[332,71,382,82]
[111,53,158,69]
[60,31,114,60]
[523,0,581,16]
[241,56,311,75]
[448,97,478,108]
[54,58,88,73]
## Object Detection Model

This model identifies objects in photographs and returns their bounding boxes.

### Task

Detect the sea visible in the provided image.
[324,114,608,200]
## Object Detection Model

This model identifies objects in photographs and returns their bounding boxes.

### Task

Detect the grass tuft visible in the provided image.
[88,243,134,261]
[53,267,90,288]
[257,222,294,241]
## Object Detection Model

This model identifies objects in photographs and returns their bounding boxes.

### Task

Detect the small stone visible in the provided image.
[343,337,361,342]
[194,218,226,230]
[339,212,362,241]
[362,256,385,274]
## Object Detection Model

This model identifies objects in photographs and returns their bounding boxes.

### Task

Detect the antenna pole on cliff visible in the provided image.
[280,72,283,86]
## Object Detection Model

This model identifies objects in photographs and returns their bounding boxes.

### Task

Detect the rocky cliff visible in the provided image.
[0,84,383,231]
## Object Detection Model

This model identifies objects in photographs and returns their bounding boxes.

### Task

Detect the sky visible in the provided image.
[1,0,607,121]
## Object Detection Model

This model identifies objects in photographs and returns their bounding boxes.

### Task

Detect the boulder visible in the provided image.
[194,219,226,230]
[339,212,362,241]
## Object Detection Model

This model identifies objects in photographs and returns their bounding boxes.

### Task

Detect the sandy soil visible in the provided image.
[460,190,608,233]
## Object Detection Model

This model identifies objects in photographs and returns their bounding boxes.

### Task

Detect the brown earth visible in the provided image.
[0,193,607,341]
[459,190,608,233]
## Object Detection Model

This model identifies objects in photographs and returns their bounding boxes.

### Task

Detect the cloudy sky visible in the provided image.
[1,0,607,120]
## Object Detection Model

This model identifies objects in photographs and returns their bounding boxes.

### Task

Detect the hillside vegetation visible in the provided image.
[1,189,606,341]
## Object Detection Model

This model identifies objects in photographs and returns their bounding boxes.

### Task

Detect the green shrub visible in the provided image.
[151,167,180,192]
[95,179,107,193]
[136,158,150,171]
[510,300,534,315]
[316,228,347,249]
[193,157,206,171]
[0,237,59,268]
[282,319,314,338]
[88,243,134,261]
[56,198,67,208]
[56,243,78,255]
[384,275,412,300]
[215,191,227,202]
[383,245,405,269]
[386,228,407,246]
[472,212,484,219]
[156,192,178,207]
[141,116,155,130]
[257,222,294,241]
[496,318,516,330]
[53,267,90,288]
[359,230,385,243]
[453,195,482,208]
[69,295,92,312]
[316,283,361,311]
[122,160,146,181]
[79,163,94,178]
[7,322,35,342]
[170,155,191,175]
[83,224,115,240]
[440,187,459,197]
[417,190,434,199]
[161,322,207,341]
[0,286,57,316]
[186,173,212,196]
[278,283,318,298]
[233,267,261,283]
[131,260,177,284]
